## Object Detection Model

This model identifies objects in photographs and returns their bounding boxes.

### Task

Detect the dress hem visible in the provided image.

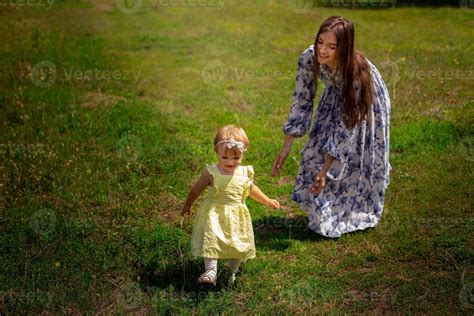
[292,192,382,238]
[192,252,256,260]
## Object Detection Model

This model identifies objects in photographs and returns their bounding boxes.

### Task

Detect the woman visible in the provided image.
[272,16,391,238]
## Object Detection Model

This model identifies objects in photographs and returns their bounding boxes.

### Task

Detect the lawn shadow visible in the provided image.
[136,215,333,301]
[253,215,331,251]
[137,252,234,304]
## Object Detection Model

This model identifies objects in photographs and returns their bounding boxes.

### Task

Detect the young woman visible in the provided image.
[272,16,391,238]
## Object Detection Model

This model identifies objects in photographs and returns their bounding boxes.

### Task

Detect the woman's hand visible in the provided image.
[271,147,291,176]
[272,135,295,177]
[309,154,335,195]
[309,169,327,195]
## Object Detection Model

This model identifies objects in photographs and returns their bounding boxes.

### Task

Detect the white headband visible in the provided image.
[215,138,247,152]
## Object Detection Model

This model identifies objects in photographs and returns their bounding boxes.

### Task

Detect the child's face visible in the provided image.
[216,145,243,174]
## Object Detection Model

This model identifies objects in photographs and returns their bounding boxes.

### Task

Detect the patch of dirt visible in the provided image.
[91,0,114,13]
[277,176,294,186]
[153,191,184,226]
[94,280,154,315]
[226,89,255,111]
[342,288,393,314]
[275,194,301,216]
[371,288,395,314]
[236,103,254,111]
[363,239,383,256]
[80,92,126,109]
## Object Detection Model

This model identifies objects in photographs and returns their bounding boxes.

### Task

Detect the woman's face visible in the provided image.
[316,31,337,71]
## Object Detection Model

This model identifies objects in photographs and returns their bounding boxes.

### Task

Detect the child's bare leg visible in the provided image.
[205,258,218,271]
[227,259,242,272]
[227,259,242,284]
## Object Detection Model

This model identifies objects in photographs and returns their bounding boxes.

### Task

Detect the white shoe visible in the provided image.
[229,272,236,285]
[197,268,217,286]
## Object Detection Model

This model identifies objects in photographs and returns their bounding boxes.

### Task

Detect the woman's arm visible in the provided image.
[249,185,280,209]
[273,47,316,177]
[271,134,295,176]
[181,169,211,215]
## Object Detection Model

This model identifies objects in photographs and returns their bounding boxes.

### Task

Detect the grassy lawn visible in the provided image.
[1,0,473,314]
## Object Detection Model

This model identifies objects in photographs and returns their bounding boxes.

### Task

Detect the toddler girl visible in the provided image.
[182,125,279,285]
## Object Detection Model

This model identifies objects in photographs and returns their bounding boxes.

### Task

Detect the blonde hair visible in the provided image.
[214,125,249,153]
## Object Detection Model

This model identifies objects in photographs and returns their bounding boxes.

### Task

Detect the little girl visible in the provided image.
[182,125,280,285]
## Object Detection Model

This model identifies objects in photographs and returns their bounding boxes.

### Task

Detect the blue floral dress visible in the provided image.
[283,45,391,238]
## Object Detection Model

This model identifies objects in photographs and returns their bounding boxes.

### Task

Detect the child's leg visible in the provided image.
[197,258,218,285]
[204,258,218,271]
[227,259,242,284]
[227,259,242,272]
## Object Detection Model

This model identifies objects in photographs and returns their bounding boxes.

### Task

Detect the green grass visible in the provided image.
[1,0,473,314]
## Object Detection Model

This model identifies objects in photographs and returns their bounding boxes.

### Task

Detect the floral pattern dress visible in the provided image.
[283,45,391,238]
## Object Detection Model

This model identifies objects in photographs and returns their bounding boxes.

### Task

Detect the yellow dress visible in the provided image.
[191,164,256,259]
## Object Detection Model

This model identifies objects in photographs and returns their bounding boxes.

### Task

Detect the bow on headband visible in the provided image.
[215,139,247,152]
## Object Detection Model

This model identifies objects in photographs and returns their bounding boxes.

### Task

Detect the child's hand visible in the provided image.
[267,199,280,209]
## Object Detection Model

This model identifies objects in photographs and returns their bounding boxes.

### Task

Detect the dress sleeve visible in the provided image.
[246,165,254,187]
[282,47,316,137]
[242,165,255,198]
[206,164,219,178]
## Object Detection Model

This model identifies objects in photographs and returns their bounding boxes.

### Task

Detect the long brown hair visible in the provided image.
[313,16,373,129]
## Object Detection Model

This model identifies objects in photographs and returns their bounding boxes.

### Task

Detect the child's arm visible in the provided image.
[249,185,280,209]
[181,169,212,216]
